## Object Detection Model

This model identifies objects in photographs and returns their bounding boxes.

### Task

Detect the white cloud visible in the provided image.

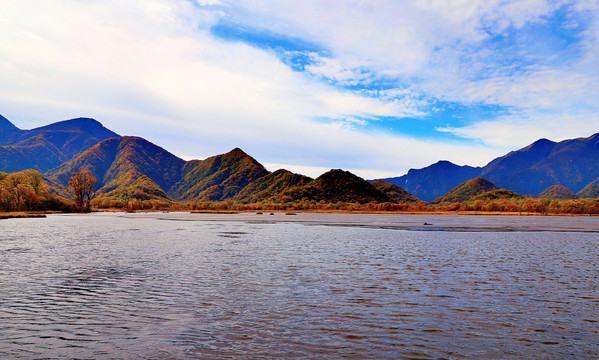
[0,1,418,122]
[438,108,599,147]
[0,0,437,177]
[1,0,599,178]
[221,0,560,78]
[215,0,599,147]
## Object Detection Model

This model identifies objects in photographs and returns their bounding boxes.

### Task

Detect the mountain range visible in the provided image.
[2,114,599,204]
[377,133,599,201]
[3,115,389,204]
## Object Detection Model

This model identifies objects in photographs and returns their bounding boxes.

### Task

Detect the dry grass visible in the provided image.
[189,210,239,214]
[0,212,47,219]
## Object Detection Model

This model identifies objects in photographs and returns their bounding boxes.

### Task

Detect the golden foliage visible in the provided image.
[0,169,71,212]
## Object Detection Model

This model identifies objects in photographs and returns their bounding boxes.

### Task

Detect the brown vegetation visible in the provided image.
[0,212,46,219]
[183,197,599,216]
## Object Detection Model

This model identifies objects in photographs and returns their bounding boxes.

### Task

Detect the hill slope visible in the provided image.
[233,169,313,203]
[538,185,578,199]
[281,169,391,204]
[431,177,498,204]
[47,136,185,200]
[371,180,420,203]
[576,182,599,198]
[169,148,270,201]
[472,189,522,201]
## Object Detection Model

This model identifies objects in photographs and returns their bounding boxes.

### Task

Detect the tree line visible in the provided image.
[0,169,96,213]
[2,168,599,215]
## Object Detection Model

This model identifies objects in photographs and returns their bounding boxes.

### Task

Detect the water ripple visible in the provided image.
[0,214,597,359]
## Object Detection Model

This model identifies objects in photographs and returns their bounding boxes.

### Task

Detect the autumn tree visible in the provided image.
[0,169,50,212]
[68,169,97,212]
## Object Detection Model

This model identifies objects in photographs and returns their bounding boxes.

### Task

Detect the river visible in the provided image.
[1,212,597,359]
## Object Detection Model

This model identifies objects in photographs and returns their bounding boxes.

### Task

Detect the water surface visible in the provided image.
[1,213,597,359]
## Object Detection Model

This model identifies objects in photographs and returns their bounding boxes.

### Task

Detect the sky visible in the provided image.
[1,0,599,179]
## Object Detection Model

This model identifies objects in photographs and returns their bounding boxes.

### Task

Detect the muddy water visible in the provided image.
[1,213,597,359]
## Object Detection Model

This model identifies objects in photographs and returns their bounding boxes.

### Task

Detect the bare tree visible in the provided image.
[68,169,96,212]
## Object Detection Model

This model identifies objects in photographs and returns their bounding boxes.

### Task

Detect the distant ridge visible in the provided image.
[376,160,481,202]
[376,133,599,198]
[480,135,599,195]
[0,114,19,131]
[0,115,119,172]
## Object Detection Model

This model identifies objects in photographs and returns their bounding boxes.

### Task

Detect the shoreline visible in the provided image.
[3,209,594,219]
[105,208,592,217]
[6,210,598,232]
[102,211,599,233]
[0,212,47,219]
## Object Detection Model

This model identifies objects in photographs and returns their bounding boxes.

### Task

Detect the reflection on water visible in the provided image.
[0,213,598,359]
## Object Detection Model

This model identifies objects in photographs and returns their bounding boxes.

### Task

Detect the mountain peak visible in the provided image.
[169,146,269,201]
[226,147,249,156]
[0,114,19,131]
[37,117,116,134]
[469,177,497,187]
[317,169,351,178]
[284,169,390,204]
[435,160,456,166]
[525,137,555,152]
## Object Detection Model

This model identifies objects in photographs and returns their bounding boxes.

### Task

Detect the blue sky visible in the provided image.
[1,1,599,178]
